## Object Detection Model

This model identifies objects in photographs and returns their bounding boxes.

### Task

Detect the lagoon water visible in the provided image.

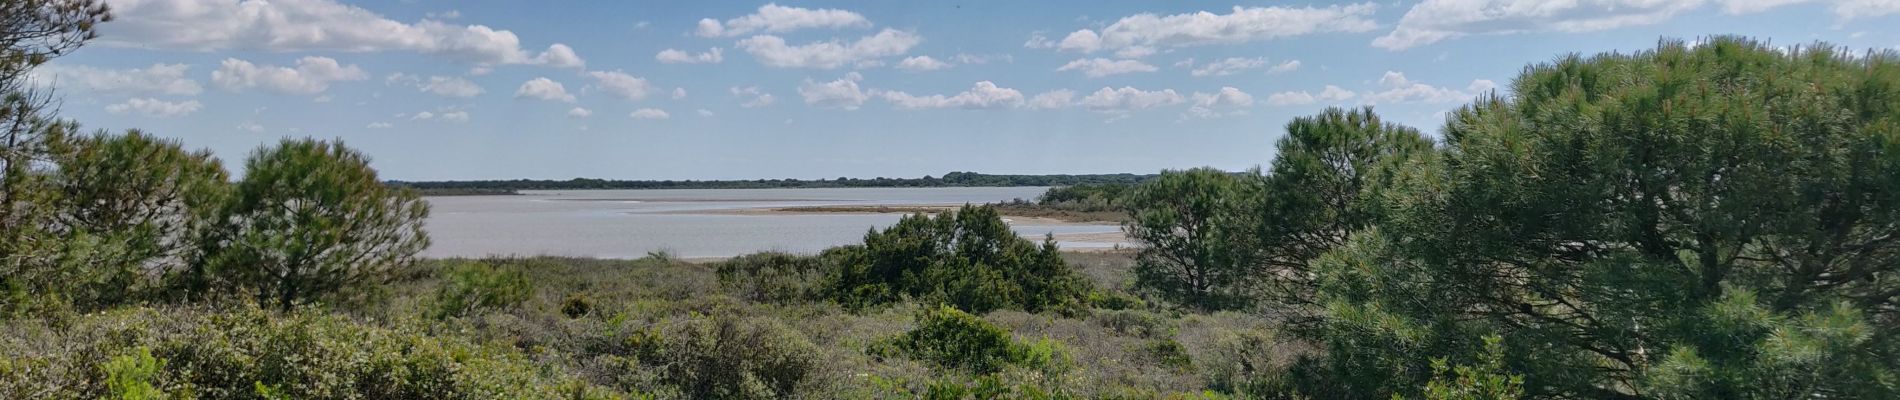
[422,187,1127,259]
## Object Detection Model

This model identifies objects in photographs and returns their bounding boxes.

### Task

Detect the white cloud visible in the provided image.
[425,10,460,20]
[212,56,367,95]
[630,108,670,120]
[951,53,1012,64]
[418,76,483,98]
[895,56,952,72]
[736,29,920,69]
[406,109,470,123]
[439,111,471,122]
[1831,0,1900,20]
[1374,0,1703,50]
[695,3,871,37]
[1268,60,1301,74]
[105,0,584,67]
[1189,57,1266,77]
[567,107,592,118]
[236,121,264,132]
[33,63,202,95]
[366,122,392,128]
[515,77,576,102]
[798,72,869,110]
[1266,91,1317,106]
[532,43,586,68]
[1361,71,1479,104]
[876,81,1025,110]
[1080,86,1185,113]
[732,86,776,107]
[1113,46,1158,59]
[1265,85,1356,106]
[1183,87,1254,119]
[1191,87,1255,108]
[1056,4,1379,53]
[583,70,654,100]
[1028,90,1077,109]
[1056,58,1159,77]
[656,47,725,64]
[672,87,688,99]
[104,98,202,117]
[697,109,716,117]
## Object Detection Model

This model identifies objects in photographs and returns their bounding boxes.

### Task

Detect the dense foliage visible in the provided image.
[1118,37,1900,399]
[1123,168,1266,311]
[833,205,1091,313]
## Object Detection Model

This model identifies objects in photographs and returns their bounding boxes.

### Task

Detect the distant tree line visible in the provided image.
[389,171,1155,194]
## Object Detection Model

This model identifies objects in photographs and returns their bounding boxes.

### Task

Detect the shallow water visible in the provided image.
[422,187,1127,259]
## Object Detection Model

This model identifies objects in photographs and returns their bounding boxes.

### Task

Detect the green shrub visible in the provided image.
[835,205,1090,313]
[0,306,633,399]
[431,261,534,319]
[876,305,1064,375]
[562,293,594,318]
[715,251,829,304]
[643,315,820,399]
[102,347,169,400]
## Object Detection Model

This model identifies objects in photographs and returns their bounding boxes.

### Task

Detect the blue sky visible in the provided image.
[31,0,1900,180]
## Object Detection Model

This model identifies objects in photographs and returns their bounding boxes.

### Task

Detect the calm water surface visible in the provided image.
[422,187,1127,259]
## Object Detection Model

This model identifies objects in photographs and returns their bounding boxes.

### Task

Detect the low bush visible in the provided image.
[715,251,830,304]
[0,306,631,399]
[643,314,821,399]
[875,305,1066,375]
[431,261,535,319]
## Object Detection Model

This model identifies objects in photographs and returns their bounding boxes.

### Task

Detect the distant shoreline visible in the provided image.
[393,171,1155,194]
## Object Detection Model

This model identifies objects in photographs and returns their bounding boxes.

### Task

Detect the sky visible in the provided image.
[28,0,1900,181]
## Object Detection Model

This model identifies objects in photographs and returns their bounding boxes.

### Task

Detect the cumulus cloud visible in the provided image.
[1055,4,1378,53]
[407,109,471,123]
[1374,0,1704,50]
[366,122,392,128]
[213,56,367,95]
[1188,57,1266,77]
[515,77,576,102]
[697,109,716,117]
[797,72,869,110]
[1268,60,1301,73]
[1265,85,1356,106]
[895,56,952,72]
[656,47,724,64]
[672,87,688,99]
[1080,86,1185,113]
[736,28,920,69]
[1028,90,1077,109]
[33,63,202,95]
[583,70,654,100]
[731,86,776,107]
[1182,87,1254,119]
[630,108,670,120]
[418,76,483,98]
[695,3,871,37]
[876,81,1025,109]
[105,98,203,117]
[104,0,583,67]
[567,107,592,118]
[952,53,1012,64]
[1360,71,1483,104]
[1056,58,1159,77]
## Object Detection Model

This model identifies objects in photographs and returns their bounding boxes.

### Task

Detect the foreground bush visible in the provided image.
[431,261,535,319]
[0,306,630,399]
[643,314,820,399]
[875,305,1065,375]
[835,205,1089,313]
[714,251,830,304]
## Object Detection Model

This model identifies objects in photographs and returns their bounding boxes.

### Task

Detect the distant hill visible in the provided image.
[390,172,1155,194]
